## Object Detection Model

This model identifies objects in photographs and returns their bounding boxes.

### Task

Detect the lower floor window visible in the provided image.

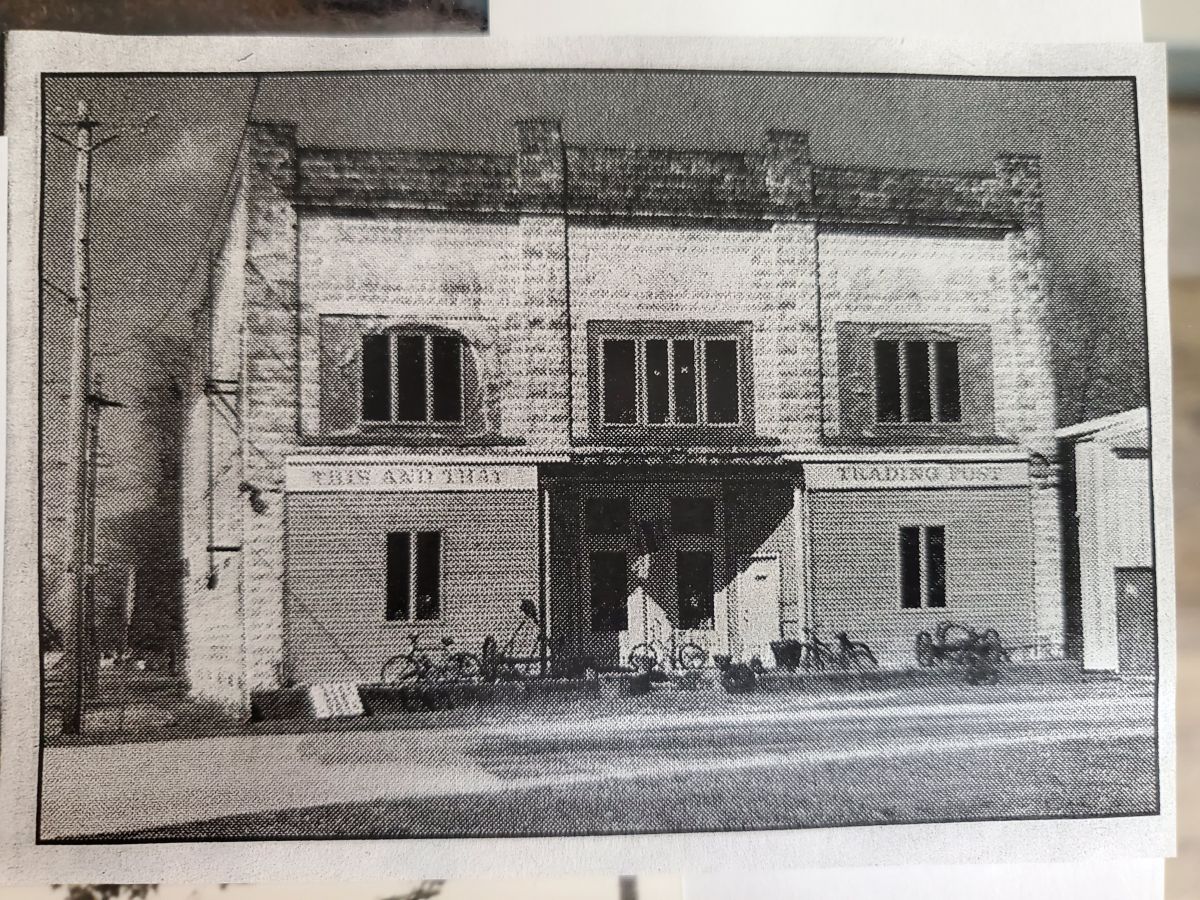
[899,525,946,609]
[590,550,629,632]
[677,550,715,629]
[386,530,442,621]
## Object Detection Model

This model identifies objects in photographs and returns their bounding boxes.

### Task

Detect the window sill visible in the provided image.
[301,432,528,448]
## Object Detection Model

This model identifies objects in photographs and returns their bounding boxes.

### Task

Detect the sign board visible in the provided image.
[804,460,1028,491]
[308,682,366,719]
[286,459,538,493]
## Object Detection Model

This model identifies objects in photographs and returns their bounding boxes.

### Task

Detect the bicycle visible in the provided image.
[380,633,482,684]
[627,637,708,673]
[772,626,878,672]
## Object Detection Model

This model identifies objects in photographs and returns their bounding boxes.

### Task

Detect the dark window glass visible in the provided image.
[670,497,715,535]
[899,526,922,609]
[585,497,630,534]
[875,340,901,423]
[430,336,463,423]
[704,339,739,423]
[413,531,441,619]
[934,342,961,423]
[394,335,428,422]
[904,340,932,423]
[645,339,670,424]
[362,334,392,422]
[926,526,946,608]
[603,340,637,424]
[385,531,411,621]
[673,339,698,424]
[677,551,715,629]
[590,551,628,632]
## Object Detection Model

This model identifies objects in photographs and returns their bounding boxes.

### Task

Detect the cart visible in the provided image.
[914,620,1011,684]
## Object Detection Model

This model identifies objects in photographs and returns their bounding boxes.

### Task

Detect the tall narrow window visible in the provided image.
[363,332,465,425]
[386,530,442,621]
[899,526,922,609]
[670,497,715,535]
[394,335,428,423]
[677,550,715,629]
[672,339,699,424]
[874,340,902,423]
[430,336,463,423]
[704,339,740,424]
[590,550,629,632]
[904,341,931,423]
[934,342,961,423]
[385,532,412,621]
[362,333,392,422]
[925,526,946,609]
[603,339,638,424]
[645,339,670,424]
[414,531,442,620]
[585,497,630,534]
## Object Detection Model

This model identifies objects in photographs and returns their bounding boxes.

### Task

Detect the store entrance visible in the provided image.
[577,481,727,670]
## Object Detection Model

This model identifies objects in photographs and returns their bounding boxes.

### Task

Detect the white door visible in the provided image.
[738,555,781,663]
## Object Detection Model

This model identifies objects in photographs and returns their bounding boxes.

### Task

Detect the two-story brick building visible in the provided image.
[181,119,1062,709]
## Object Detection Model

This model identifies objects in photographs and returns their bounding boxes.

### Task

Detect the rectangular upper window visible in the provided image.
[836,323,993,443]
[362,333,463,425]
[386,531,442,621]
[875,339,961,425]
[899,525,946,610]
[592,323,752,431]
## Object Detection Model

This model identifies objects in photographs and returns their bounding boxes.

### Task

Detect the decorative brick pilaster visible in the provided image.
[765,130,814,212]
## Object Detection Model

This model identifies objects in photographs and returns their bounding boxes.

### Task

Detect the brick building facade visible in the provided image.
[181,120,1062,709]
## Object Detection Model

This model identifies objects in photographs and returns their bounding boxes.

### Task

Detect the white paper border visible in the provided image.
[1,33,1174,881]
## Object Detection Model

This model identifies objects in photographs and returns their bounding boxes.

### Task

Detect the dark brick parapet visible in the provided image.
[284,119,1038,229]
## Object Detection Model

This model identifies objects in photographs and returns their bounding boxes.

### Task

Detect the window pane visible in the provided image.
[704,339,739,423]
[414,531,441,620]
[602,339,637,424]
[430,336,463,423]
[670,497,715,535]
[385,532,411,621]
[926,526,946,608]
[899,526,922,609]
[934,342,961,423]
[585,497,630,534]
[904,340,932,423]
[394,335,428,422]
[677,551,715,629]
[673,339,698,424]
[361,334,392,422]
[874,340,901,422]
[645,340,670,424]
[590,551,628,632]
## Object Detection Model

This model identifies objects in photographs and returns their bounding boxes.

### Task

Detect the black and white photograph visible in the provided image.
[0,33,1173,874]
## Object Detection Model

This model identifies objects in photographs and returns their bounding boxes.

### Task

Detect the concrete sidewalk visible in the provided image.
[39,688,1154,839]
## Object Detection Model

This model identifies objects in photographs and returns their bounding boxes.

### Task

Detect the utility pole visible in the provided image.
[51,100,152,735]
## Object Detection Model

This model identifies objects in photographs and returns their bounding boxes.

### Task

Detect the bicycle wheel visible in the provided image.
[380,654,422,684]
[628,643,659,672]
[675,643,708,671]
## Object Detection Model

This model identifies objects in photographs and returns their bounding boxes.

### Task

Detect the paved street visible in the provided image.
[40,681,1157,839]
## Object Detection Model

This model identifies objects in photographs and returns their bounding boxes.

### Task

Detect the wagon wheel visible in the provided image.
[915,631,935,667]
[936,620,973,647]
[628,643,659,672]
[676,642,708,671]
[380,653,422,684]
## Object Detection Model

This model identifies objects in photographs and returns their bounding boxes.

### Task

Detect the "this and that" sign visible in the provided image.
[286,458,538,493]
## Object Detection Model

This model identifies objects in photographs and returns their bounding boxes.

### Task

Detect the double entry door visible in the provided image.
[577,481,727,669]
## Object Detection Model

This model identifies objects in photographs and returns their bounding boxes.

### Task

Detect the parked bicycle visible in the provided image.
[627,637,709,673]
[380,633,482,684]
[480,599,542,682]
[770,626,879,672]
